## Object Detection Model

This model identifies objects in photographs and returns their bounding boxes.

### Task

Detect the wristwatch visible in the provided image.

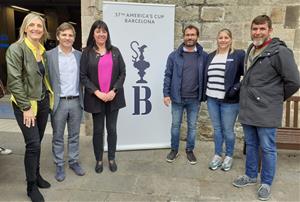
[113,88,118,93]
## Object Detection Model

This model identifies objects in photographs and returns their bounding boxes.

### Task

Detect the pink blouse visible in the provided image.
[98,52,113,93]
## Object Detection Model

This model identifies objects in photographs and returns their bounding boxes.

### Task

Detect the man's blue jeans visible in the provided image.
[207,97,239,157]
[242,124,277,186]
[171,98,200,151]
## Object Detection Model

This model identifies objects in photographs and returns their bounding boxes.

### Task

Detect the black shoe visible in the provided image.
[95,161,103,173]
[27,181,45,202]
[186,150,197,165]
[109,160,118,172]
[166,149,179,163]
[37,174,51,189]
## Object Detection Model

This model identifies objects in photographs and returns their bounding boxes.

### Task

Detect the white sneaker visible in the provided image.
[209,155,222,170]
[0,147,12,155]
[222,156,233,171]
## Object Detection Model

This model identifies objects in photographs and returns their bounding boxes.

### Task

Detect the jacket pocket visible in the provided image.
[247,87,268,107]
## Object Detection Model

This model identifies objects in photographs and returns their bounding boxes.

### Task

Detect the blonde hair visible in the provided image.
[56,22,76,38]
[17,13,49,43]
[216,28,234,54]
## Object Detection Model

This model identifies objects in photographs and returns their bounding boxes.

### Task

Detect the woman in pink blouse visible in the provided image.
[80,20,126,173]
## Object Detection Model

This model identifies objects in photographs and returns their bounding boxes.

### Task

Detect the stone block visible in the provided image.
[224,6,254,22]
[242,22,252,41]
[176,6,200,21]
[186,0,205,5]
[260,0,300,5]
[294,28,300,50]
[81,0,97,16]
[236,0,298,6]
[233,40,248,50]
[285,6,300,29]
[81,15,97,46]
[141,0,185,6]
[174,39,182,48]
[271,7,285,24]
[293,50,300,66]
[227,23,244,40]
[201,23,223,40]
[175,22,183,38]
[251,6,272,19]
[207,0,238,5]
[199,40,213,51]
[201,7,225,22]
[272,24,296,42]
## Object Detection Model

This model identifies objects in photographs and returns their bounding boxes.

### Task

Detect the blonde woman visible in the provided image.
[6,13,53,202]
[204,29,245,171]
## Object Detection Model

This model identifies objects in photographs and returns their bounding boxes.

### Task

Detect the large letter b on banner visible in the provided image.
[132,86,152,115]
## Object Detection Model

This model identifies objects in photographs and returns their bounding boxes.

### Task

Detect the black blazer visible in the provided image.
[80,46,126,113]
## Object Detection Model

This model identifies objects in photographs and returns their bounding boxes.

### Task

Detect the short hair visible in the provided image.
[183,25,199,37]
[86,20,112,51]
[17,13,49,43]
[56,22,76,38]
[251,15,272,29]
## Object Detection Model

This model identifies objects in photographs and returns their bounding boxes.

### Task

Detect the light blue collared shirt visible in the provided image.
[58,46,79,97]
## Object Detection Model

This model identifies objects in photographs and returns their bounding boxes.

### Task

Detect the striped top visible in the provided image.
[206,53,227,99]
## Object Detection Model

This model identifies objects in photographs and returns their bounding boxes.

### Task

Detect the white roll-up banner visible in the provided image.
[103,1,175,150]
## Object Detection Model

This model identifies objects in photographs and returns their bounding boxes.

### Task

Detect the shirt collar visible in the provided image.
[58,46,75,54]
[24,37,45,55]
[183,46,197,52]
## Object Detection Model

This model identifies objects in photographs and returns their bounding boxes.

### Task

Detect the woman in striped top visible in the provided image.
[204,29,245,171]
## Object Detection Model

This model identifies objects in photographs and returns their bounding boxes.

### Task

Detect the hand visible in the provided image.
[23,108,35,128]
[163,97,171,107]
[106,90,116,101]
[95,90,109,102]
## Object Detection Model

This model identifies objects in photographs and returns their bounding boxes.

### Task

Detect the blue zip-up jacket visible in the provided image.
[203,49,245,103]
[163,43,208,103]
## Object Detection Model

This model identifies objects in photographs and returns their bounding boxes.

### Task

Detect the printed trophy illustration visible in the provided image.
[130,41,150,83]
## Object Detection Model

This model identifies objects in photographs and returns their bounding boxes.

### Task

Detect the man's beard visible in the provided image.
[252,37,267,46]
[184,40,196,47]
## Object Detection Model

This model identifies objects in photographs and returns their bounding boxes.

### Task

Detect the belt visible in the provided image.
[60,96,79,100]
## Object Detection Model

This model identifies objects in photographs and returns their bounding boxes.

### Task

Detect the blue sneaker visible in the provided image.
[69,162,85,176]
[55,165,65,182]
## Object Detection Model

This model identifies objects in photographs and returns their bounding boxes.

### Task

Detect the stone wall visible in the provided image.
[81,0,300,139]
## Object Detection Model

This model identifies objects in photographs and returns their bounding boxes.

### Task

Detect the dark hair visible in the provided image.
[251,15,272,29]
[86,20,112,51]
[183,25,199,36]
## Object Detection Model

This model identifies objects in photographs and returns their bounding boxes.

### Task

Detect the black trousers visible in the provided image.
[13,94,49,182]
[92,105,119,161]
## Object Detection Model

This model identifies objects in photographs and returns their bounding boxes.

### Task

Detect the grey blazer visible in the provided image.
[46,46,83,114]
